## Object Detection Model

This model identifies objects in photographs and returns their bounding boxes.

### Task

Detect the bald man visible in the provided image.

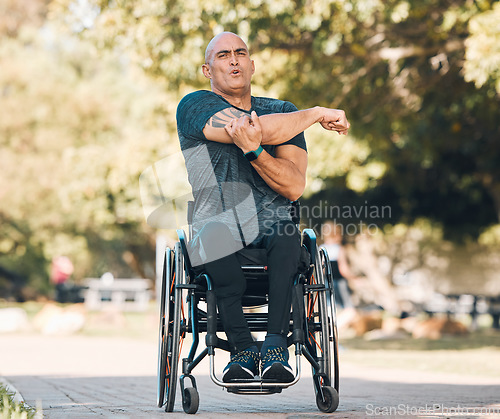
[176,32,349,382]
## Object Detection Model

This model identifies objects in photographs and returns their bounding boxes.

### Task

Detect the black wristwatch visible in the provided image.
[244,145,264,162]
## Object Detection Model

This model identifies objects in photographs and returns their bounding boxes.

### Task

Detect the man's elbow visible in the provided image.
[262,133,293,146]
[260,124,292,145]
[283,182,306,202]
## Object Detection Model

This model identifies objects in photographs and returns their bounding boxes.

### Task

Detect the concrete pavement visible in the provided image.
[2,334,500,418]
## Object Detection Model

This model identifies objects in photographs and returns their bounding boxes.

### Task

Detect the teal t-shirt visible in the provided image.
[176,90,306,261]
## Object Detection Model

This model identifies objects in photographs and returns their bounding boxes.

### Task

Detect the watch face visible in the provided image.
[245,151,258,161]
[245,146,263,162]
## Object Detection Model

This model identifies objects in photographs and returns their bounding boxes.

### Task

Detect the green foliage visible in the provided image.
[49,0,500,240]
[0,1,177,298]
[2,0,500,297]
[464,2,500,92]
[0,385,37,419]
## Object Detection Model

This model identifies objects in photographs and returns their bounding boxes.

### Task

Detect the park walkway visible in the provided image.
[1,334,500,418]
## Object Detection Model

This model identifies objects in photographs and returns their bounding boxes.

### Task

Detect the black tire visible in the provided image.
[316,385,339,413]
[157,244,184,412]
[182,387,200,414]
[319,247,340,391]
[305,247,340,403]
[157,248,171,408]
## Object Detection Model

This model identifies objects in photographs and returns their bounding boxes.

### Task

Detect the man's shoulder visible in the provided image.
[177,90,229,126]
[252,96,298,114]
[179,90,217,106]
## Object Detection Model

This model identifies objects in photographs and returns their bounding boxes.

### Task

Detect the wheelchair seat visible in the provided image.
[235,246,311,306]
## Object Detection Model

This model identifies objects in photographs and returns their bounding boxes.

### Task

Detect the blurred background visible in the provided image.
[1,0,500,341]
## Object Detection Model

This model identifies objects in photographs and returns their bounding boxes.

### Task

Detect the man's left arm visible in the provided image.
[204,107,349,145]
[252,145,307,201]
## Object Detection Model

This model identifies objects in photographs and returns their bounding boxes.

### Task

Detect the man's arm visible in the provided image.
[203,106,349,145]
[252,145,307,201]
[225,112,307,201]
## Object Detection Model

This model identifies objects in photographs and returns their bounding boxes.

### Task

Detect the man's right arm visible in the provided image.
[203,107,349,145]
[202,107,247,144]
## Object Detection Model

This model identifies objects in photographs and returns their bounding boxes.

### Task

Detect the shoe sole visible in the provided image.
[261,363,294,382]
[222,364,255,382]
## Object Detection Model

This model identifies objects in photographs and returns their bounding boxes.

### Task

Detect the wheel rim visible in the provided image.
[319,247,339,391]
[162,243,186,412]
[183,389,191,408]
[316,389,330,409]
[157,249,171,408]
[305,248,338,392]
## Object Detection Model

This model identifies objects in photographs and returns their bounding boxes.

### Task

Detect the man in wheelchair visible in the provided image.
[176,32,350,384]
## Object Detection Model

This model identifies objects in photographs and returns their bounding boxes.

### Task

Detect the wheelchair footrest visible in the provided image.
[223,377,292,385]
[209,352,302,390]
[227,386,282,395]
[304,284,326,291]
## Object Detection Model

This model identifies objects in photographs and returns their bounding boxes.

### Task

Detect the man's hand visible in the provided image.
[318,107,350,135]
[224,111,263,153]
[224,110,307,200]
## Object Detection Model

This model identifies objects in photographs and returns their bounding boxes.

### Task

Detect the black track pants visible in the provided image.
[200,220,301,353]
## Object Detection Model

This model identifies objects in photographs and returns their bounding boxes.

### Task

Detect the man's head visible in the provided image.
[202,32,255,101]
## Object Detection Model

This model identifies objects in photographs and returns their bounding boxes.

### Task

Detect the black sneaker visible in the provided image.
[261,346,294,382]
[222,349,260,382]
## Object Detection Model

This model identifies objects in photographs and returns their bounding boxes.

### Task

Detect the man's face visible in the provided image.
[202,33,255,98]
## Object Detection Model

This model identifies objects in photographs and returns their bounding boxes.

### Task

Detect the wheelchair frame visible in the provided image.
[157,213,339,414]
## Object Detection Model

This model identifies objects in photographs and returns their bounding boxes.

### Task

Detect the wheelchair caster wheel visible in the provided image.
[182,387,199,414]
[316,386,339,413]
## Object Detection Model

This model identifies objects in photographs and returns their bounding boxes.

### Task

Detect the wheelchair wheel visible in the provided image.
[157,248,171,408]
[157,243,185,412]
[316,385,339,413]
[305,247,339,411]
[320,247,340,391]
[182,387,199,414]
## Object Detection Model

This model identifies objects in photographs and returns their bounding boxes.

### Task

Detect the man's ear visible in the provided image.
[251,60,255,75]
[202,64,211,79]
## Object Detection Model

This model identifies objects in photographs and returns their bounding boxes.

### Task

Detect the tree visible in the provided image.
[4,0,500,297]
[51,0,500,239]
[0,0,174,297]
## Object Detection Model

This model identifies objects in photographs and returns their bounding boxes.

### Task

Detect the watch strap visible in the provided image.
[244,145,264,162]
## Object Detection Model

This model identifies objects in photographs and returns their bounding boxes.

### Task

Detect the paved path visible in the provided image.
[2,334,500,418]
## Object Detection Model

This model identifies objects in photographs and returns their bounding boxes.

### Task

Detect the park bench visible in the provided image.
[83,277,151,311]
[423,293,500,330]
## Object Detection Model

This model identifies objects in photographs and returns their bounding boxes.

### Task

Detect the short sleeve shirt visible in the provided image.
[176,90,307,249]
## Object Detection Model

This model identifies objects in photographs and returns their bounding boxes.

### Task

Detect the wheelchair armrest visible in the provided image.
[177,229,195,281]
[301,228,316,267]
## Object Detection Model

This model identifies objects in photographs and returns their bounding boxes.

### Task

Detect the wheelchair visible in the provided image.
[157,202,340,414]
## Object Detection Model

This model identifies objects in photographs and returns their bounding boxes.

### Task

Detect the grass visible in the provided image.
[340,329,500,378]
[0,300,158,341]
[0,384,37,419]
[340,328,500,351]
[340,347,500,377]
[2,301,500,379]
